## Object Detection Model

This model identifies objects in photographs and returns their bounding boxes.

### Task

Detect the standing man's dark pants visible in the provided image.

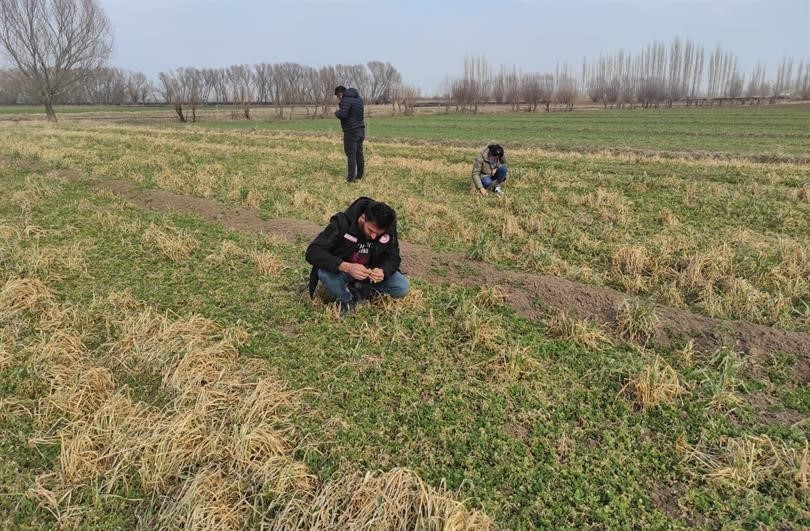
[344,128,365,181]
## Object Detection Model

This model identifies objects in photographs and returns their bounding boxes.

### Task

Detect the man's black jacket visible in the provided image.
[335,88,365,132]
[305,197,401,298]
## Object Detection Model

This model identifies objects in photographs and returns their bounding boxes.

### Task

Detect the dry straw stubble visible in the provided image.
[623,354,685,409]
[15,282,491,529]
[142,224,199,261]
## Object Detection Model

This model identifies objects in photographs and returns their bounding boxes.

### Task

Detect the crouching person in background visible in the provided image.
[306,197,409,316]
[471,144,508,196]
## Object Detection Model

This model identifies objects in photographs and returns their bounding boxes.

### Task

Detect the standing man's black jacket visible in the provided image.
[305,197,401,298]
[335,88,365,132]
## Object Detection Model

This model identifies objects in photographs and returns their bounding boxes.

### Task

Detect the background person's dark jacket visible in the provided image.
[335,88,365,132]
[306,197,401,297]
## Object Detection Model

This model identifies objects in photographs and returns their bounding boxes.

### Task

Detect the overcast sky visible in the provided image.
[100,0,810,94]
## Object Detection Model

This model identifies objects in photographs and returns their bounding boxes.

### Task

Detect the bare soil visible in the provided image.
[50,170,810,373]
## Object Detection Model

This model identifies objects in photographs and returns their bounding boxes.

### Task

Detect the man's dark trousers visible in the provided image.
[344,128,365,181]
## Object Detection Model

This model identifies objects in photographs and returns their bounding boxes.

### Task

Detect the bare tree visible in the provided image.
[726,63,744,100]
[616,52,636,108]
[522,73,544,111]
[0,68,26,104]
[227,64,253,119]
[277,62,307,117]
[687,45,704,104]
[335,63,370,99]
[438,77,453,113]
[264,62,315,119]
[158,70,186,122]
[317,65,338,116]
[203,68,228,104]
[555,63,577,110]
[746,62,767,101]
[158,67,207,122]
[678,39,694,105]
[492,66,506,104]
[367,60,401,103]
[586,56,608,107]
[81,67,126,104]
[538,73,555,111]
[397,84,419,115]
[460,55,491,113]
[666,37,683,106]
[268,63,286,117]
[253,63,272,104]
[504,66,521,111]
[448,78,465,112]
[126,71,149,104]
[794,59,810,100]
[771,57,793,102]
[637,41,666,107]
[0,0,112,121]
[606,52,624,107]
[300,65,320,117]
[706,46,739,102]
[348,64,371,98]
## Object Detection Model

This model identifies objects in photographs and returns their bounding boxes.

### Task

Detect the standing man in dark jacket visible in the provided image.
[334,85,365,182]
[306,197,409,315]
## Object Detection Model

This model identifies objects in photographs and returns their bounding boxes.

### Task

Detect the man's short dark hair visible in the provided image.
[334,85,346,95]
[363,201,396,230]
[488,144,504,158]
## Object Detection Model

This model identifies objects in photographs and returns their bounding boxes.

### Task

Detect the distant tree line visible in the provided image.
[155,61,420,122]
[445,57,577,113]
[0,60,420,122]
[446,39,810,112]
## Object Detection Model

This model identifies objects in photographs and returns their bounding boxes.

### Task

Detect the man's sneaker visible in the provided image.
[346,177,357,183]
[348,281,369,303]
[336,300,355,316]
[494,185,504,196]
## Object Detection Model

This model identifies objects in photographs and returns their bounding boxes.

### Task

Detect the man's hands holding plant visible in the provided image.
[339,262,385,283]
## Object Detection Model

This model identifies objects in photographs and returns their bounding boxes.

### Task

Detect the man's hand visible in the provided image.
[478,187,488,196]
[491,167,498,176]
[339,262,371,280]
[368,268,385,284]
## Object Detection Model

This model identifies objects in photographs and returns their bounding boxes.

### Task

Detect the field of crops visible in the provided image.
[0,106,807,528]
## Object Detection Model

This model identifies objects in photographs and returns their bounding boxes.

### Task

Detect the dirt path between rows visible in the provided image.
[53,170,810,374]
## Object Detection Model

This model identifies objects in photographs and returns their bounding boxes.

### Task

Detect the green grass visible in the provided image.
[3,103,809,156]
[1,158,807,528]
[199,105,810,156]
[1,116,806,330]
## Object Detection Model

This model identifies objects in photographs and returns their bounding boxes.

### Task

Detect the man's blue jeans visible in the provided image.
[317,269,410,303]
[481,165,508,189]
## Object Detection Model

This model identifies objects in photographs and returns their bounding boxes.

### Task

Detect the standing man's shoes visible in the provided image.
[346,177,357,183]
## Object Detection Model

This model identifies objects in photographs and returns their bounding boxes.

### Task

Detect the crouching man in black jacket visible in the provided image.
[306,197,409,315]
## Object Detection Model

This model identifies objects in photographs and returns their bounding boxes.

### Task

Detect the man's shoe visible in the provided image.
[346,177,357,183]
[348,281,369,303]
[356,173,364,180]
[336,300,355,316]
